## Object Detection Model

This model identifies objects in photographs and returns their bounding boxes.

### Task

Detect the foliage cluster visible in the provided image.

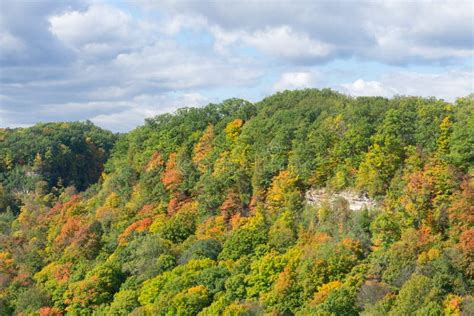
[0,90,472,315]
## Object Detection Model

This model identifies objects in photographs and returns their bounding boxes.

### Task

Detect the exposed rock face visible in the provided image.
[305,188,377,211]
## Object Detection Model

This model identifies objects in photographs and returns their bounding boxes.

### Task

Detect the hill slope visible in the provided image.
[0,121,117,213]
[1,90,473,315]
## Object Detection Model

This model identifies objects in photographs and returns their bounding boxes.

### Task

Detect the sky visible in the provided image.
[0,0,473,132]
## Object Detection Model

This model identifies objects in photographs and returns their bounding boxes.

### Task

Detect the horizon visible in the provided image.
[1,88,472,133]
[1,0,473,132]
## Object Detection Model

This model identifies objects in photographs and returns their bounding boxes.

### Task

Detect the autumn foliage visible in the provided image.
[1,91,472,315]
[161,152,182,191]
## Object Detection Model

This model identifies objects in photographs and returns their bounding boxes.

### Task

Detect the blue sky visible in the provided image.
[0,0,473,132]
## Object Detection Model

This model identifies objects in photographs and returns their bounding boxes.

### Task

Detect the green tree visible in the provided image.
[389,274,440,315]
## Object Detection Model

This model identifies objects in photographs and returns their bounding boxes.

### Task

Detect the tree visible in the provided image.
[167,285,211,315]
[118,234,170,282]
[266,170,301,219]
[389,274,440,315]
[161,152,182,192]
[158,209,197,243]
[225,119,244,142]
[357,143,402,196]
[370,212,402,248]
[34,262,73,307]
[14,287,50,315]
[357,105,417,196]
[220,190,243,223]
[1,92,472,316]
[219,212,268,260]
[449,96,474,170]
[268,211,297,252]
[118,218,153,245]
[261,265,302,314]
[107,289,139,315]
[193,125,215,173]
[179,239,222,264]
[53,217,102,259]
[245,251,287,299]
[64,263,124,313]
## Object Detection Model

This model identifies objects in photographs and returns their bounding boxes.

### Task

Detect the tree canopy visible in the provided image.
[0,90,472,315]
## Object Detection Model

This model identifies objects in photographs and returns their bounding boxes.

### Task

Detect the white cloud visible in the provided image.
[156,15,332,63]
[210,26,243,55]
[242,26,332,61]
[340,70,474,101]
[146,0,473,64]
[341,79,397,97]
[110,40,263,90]
[368,23,473,63]
[49,4,131,46]
[273,71,319,92]
[383,70,474,101]
[48,4,155,60]
[1,0,473,132]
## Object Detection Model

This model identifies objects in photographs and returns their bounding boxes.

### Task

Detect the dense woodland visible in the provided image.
[0,121,117,214]
[0,89,472,315]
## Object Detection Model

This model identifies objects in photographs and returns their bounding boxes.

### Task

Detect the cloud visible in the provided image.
[0,0,84,65]
[340,70,474,101]
[90,92,210,132]
[242,26,332,62]
[159,14,208,36]
[49,5,131,46]
[48,4,157,61]
[0,1,263,131]
[146,0,473,65]
[341,79,397,98]
[0,0,472,132]
[0,31,26,58]
[383,70,474,101]
[157,14,334,63]
[273,71,319,92]
[111,41,262,90]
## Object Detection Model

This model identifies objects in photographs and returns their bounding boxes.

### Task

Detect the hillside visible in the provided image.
[0,121,117,214]
[0,89,473,315]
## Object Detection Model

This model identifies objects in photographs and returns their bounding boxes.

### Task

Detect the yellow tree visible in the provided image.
[145,152,164,172]
[193,125,214,173]
[266,170,301,219]
[224,119,244,142]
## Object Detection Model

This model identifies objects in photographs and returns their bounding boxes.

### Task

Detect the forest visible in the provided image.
[0,89,472,315]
